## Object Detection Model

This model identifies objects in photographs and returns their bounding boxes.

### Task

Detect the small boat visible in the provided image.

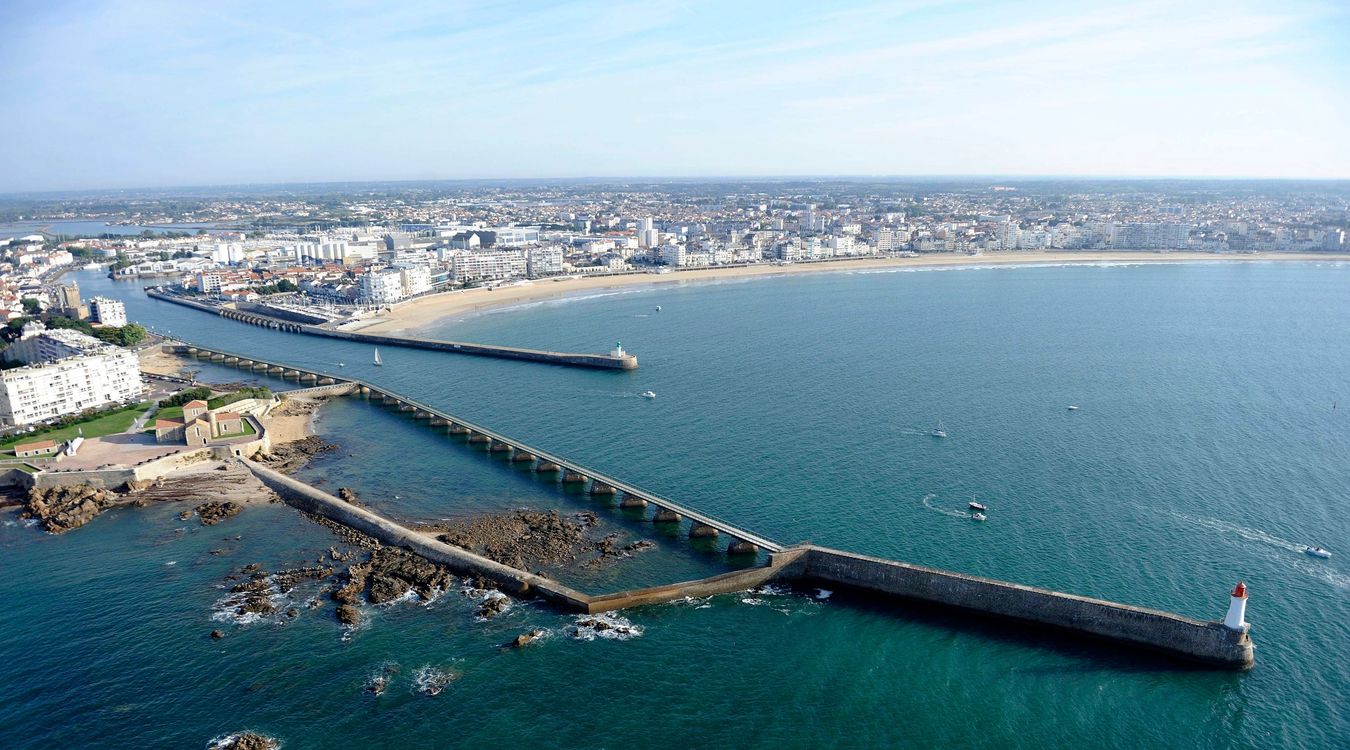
[373,348,382,366]
[1305,546,1332,559]
[641,391,656,399]
[971,512,987,522]
[930,420,948,438]
[969,496,987,512]
[337,362,346,368]
[655,305,662,312]
[1067,405,1080,411]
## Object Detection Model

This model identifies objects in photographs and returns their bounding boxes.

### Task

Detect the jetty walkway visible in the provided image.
[145,290,638,370]
[168,340,1255,670]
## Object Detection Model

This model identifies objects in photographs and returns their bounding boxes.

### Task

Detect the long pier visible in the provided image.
[146,289,639,370]
[172,340,1255,669]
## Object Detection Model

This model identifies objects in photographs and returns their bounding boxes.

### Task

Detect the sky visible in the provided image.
[1,0,1348,191]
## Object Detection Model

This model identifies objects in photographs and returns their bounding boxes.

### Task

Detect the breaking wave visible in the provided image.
[567,613,643,641]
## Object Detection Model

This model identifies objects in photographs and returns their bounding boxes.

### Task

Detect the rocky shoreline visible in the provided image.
[19,463,278,534]
[252,435,340,474]
[428,509,656,571]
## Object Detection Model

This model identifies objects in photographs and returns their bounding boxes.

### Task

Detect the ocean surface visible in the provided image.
[2,262,1348,749]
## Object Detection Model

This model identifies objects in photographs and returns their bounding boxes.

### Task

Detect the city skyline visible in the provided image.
[2,0,1349,192]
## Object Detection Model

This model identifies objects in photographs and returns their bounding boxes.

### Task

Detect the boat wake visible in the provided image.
[1171,511,1346,590]
[1170,511,1303,553]
[921,493,972,519]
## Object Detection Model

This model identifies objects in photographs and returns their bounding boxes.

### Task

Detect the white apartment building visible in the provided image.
[0,324,143,426]
[360,267,407,305]
[397,265,432,297]
[88,297,128,327]
[527,246,564,277]
[195,271,223,294]
[658,244,686,266]
[1113,223,1192,250]
[449,249,528,282]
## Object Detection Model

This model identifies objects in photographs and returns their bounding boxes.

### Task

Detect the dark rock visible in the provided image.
[23,485,121,533]
[208,732,279,750]
[194,501,242,526]
[210,630,224,639]
[511,628,546,648]
[336,603,360,625]
[476,594,510,619]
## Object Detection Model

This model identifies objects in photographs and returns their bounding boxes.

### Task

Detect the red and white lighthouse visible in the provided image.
[1223,581,1248,630]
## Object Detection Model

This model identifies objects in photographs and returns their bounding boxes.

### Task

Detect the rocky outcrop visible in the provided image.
[367,547,453,604]
[511,628,546,648]
[222,564,334,619]
[337,487,358,504]
[252,436,339,474]
[195,501,242,526]
[21,485,120,533]
[207,732,279,750]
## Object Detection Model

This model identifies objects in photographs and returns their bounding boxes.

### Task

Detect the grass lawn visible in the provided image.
[2,402,152,453]
[217,420,257,438]
[157,405,185,421]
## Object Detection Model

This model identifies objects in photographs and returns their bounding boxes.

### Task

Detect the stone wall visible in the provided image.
[801,545,1254,668]
[242,459,592,610]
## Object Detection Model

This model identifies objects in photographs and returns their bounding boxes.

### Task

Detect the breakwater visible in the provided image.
[176,340,1255,669]
[145,289,638,370]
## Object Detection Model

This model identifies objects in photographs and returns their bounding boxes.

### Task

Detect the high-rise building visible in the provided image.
[88,297,128,327]
[0,323,143,426]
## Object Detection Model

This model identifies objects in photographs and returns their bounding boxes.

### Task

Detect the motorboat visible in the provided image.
[641,391,656,399]
[971,512,987,522]
[1305,546,1332,559]
[655,305,662,312]
[337,362,346,368]
[1067,405,1080,411]
[930,420,948,438]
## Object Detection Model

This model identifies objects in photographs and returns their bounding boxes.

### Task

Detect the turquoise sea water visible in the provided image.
[2,263,1347,748]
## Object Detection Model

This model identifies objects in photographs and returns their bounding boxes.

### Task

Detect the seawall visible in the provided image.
[800,545,1254,669]
[145,289,638,370]
[242,459,592,610]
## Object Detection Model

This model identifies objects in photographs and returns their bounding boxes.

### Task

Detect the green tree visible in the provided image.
[20,298,41,315]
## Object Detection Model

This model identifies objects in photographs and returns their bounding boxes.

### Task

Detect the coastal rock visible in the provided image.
[366,548,452,604]
[337,487,358,504]
[206,732,279,750]
[253,435,340,474]
[475,592,511,619]
[336,603,360,626]
[211,630,224,639]
[195,501,242,526]
[123,478,154,492]
[23,485,120,534]
[178,510,193,521]
[511,628,546,648]
[435,509,612,570]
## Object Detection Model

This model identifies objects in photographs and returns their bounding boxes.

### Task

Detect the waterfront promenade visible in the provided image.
[171,339,1256,669]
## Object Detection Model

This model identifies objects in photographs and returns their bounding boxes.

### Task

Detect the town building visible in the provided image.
[0,323,143,426]
[88,296,128,327]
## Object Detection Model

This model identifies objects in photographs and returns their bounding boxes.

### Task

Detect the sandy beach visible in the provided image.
[353,251,1350,335]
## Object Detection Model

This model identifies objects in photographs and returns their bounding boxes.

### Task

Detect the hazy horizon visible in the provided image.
[2,0,1348,192]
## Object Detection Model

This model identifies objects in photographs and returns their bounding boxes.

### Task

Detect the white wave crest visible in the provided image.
[567,613,643,641]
